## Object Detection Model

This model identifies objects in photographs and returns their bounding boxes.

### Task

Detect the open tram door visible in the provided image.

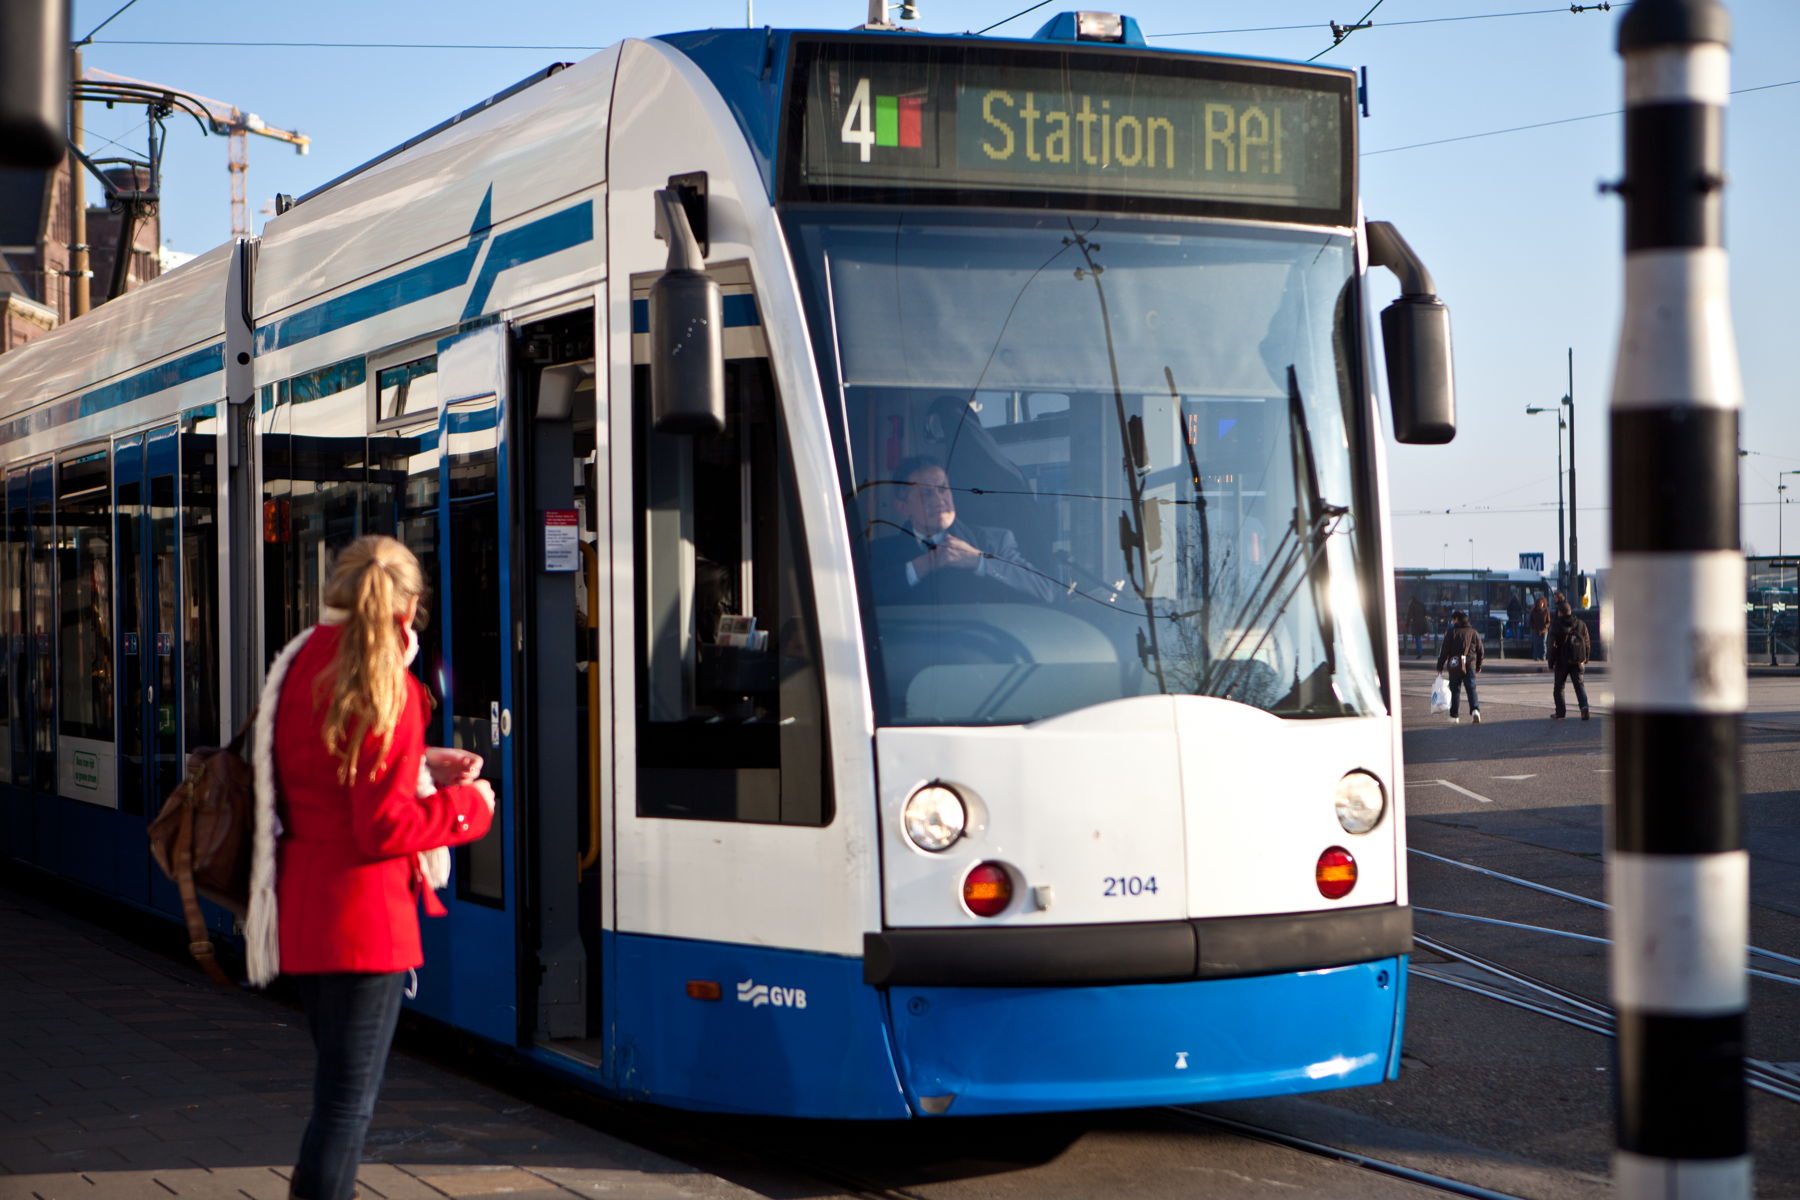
[409,324,525,1045]
[509,308,604,1064]
[413,315,606,1059]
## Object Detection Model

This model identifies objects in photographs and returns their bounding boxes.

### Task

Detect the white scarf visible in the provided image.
[244,609,448,987]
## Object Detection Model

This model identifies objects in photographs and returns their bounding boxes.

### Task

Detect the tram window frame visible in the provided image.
[0,477,11,782]
[180,407,222,755]
[632,353,833,828]
[260,357,370,651]
[55,447,114,745]
[372,340,441,428]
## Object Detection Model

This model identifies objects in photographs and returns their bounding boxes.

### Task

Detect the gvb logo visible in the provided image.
[736,979,807,1009]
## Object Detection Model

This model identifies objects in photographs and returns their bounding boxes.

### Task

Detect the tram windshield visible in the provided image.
[790,212,1385,726]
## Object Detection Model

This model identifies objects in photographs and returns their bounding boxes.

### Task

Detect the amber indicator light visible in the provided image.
[963,862,1013,917]
[1315,847,1357,900]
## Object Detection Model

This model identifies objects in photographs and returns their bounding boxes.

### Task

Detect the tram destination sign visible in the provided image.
[785,37,1352,221]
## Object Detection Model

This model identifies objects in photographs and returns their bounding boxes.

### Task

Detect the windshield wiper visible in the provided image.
[1069,221,1168,693]
[1202,366,1347,705]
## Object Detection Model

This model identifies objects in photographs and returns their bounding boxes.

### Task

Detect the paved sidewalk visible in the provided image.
[0,877,757,1200]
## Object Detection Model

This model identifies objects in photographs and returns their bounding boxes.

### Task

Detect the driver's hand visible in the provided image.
[933,535,983,571]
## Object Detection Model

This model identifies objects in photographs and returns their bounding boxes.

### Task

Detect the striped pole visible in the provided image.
[1610,1,1748,1196]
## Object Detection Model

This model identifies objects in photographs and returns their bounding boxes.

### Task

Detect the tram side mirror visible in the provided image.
[1367,220,1456,445]
[649,187,725,435]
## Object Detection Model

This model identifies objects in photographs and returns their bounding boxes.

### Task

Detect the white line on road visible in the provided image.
[1490,774,1536,780]
[1412,779,1495,804]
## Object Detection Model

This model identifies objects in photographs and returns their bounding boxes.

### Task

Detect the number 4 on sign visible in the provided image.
[842,78,875,162]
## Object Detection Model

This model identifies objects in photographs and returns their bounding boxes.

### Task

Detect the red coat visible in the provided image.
[273,624,492,974]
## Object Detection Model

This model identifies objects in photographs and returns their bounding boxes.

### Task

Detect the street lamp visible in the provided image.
[1525,404,1567,593]
[1777,469,1800,665]
[1564,379,1578,608]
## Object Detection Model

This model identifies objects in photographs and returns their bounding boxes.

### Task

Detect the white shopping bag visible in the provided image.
[1429,673,1451,714]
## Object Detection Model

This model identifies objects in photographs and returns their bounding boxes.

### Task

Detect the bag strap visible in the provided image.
[171,798,234,989]
[225,708,257,757]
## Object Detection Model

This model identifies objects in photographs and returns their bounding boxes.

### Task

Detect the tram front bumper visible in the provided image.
[884,956,1408,1117]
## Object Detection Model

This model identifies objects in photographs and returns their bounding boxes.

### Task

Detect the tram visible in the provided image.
[0,11,1456,1117]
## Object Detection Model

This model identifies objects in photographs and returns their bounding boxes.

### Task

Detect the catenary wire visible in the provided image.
[1153,5,1619,41]
[77,0,144,46]
[1308,0,1389,62]
[975,0,1056,36]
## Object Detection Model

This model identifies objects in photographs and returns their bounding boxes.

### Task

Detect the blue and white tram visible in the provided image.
[0,11,1456,1118]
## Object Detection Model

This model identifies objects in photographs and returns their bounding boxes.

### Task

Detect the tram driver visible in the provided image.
[870,455,1057,605]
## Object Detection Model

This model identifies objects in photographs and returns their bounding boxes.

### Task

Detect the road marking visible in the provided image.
[1490,774,1536,781]
[1412,779,1495,804]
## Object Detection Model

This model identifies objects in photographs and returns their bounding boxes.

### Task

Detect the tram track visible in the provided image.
[1409,848,1800,1104]
[1411,932,1800,1105]
[1160,1107,1533,1199]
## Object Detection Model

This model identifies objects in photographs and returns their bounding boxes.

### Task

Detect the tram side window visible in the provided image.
[376,356,438,423]
[4,475,27,787]
[56,451,113,744]
[261,358,369,653]
[634,357,831,827]
[367,422,443,707]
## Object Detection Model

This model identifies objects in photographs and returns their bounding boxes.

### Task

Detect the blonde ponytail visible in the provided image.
[319,535,424,783]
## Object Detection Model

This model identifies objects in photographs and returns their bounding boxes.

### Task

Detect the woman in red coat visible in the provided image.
[249,535,493,1200]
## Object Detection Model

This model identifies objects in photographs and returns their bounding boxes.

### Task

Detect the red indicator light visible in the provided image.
[897,95,923,148]
[686,980,721,1000]
[1316,847,1357,900]
[963,862,1012,917]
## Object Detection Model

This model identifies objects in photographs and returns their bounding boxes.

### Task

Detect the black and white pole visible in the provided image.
[1611,0,1748,1196]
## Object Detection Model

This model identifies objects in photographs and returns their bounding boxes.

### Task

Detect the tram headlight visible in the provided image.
[902,784,967,852]
[1334,771,1386,835]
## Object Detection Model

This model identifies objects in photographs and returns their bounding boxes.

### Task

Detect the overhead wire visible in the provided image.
[90,40,607,50]
[974,0,1056,36]
[1151,5,1617,42]
[1368,78,1798,156]
[1307,0,1388,62]
[77,0,144,46]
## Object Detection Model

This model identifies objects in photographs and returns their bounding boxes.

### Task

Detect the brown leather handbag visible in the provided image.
[147,719,254,986]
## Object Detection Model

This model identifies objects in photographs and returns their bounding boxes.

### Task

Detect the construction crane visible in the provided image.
[81,67,310,236]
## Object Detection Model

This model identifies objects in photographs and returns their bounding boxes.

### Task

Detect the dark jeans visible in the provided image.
[1448,669,1479,717]
[291,971,407,1200]
[1553,662,1590,717]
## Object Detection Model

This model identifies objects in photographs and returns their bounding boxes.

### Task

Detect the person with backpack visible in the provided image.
[1547,598,1592,720]
[1435,609,1484,724]
[247,535,495,1200]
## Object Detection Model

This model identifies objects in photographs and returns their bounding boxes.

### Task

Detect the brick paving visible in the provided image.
[0,878,757,1200]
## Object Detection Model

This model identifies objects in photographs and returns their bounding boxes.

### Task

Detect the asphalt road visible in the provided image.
[1276,661,1800,1197]
[613,666,1800,1200]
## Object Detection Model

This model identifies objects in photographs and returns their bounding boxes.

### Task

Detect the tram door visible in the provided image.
[115,425,184,910]
[411,325,522,1046]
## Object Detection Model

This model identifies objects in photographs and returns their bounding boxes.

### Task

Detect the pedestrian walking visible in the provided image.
[1547,598,1591,720]
[1435,609,1484,724]
[247,535,497,1200]
[1528,595,1550,667]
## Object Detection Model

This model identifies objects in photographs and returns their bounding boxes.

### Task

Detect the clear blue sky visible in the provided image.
[69,0,1800,574]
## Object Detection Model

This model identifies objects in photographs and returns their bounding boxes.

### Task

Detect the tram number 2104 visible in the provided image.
[1102,876,1159,897]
